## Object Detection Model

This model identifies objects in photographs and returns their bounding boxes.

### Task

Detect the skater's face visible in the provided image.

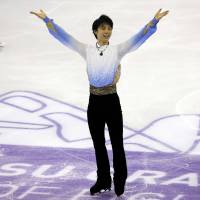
[95,23,112,45]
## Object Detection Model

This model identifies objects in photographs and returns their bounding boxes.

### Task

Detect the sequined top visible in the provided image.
[43,16,159,90]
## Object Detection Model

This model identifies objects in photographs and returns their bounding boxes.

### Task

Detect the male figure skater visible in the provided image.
[30,8,169,196]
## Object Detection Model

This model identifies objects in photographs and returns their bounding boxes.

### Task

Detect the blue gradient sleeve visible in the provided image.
[43,17,87,59]
[117,17,159,59]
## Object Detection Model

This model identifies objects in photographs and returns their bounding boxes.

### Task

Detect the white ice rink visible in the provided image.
[0,1,200,199]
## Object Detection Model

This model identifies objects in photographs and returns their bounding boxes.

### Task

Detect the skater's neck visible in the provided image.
[97,40,109,46]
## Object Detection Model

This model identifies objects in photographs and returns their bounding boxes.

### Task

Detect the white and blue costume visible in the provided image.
[43,17,159,88]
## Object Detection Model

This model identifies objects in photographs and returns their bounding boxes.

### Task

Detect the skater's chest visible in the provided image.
[86,46,119,69]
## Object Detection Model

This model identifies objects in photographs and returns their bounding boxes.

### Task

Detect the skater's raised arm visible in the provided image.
[117,9,169,59]
[30,9,87,59]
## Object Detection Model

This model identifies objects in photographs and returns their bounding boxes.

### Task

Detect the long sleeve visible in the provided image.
[117,17,159,59]
[43,17,87,59]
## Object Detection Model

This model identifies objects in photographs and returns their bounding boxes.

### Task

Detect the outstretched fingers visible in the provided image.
[155,8,162,16]
[155,8,169,20]
[163,10,169,16]
[30,9,47,19]
[30,11,41,18]
[30,11,37,15]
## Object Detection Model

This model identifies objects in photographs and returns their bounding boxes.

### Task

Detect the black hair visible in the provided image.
[92,15,113,39]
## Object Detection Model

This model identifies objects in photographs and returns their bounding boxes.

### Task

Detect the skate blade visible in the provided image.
[99,187,111,193]
[90,187,111,195]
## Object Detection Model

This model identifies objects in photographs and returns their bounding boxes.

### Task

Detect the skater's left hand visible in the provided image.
[154,8,169,21]
[143,8,169,34]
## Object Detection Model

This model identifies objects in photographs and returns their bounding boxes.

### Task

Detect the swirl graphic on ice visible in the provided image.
[0,91,199,155]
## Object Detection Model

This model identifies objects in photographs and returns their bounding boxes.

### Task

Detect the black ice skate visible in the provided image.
[90,176,112,195]
[114,177,126,196]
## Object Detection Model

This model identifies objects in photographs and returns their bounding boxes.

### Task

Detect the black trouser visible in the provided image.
[87,92,127,180]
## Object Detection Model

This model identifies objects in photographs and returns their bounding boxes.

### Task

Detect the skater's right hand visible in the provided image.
[30,9,47,20]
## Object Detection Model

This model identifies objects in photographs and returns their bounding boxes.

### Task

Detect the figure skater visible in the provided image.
[30,8,169,197]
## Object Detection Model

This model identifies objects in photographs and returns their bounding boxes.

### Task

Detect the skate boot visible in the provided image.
[90,176,112,195]
[113,176,126,196]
